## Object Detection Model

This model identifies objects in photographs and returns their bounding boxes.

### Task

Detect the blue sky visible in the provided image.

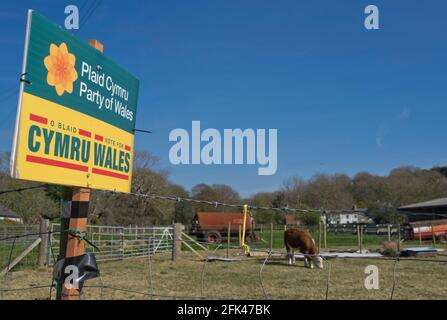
[1,1,447,197]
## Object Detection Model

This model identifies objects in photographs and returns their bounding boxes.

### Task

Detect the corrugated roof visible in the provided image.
[0,204,19,218]
[398,198,447,210]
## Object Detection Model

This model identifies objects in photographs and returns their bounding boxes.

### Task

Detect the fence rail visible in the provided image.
[48,224,173,264]
[0,223,173,270]
[0,225,41,273]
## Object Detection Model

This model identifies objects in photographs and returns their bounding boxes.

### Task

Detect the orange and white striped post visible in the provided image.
[56,39,103,300]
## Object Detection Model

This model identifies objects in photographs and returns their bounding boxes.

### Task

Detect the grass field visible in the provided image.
[1,248,447,300]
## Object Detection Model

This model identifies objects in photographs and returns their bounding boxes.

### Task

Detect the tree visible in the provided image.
[190,183,241,213]
[170,184,194,224]
[250,192,280,224]
[300,212,321,227]
[280,174,354,210]
[431,166,447,178]
[89,151,176,226]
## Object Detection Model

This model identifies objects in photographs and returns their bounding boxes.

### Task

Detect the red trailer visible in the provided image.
[403,219,447,242]
[191,212,254,243]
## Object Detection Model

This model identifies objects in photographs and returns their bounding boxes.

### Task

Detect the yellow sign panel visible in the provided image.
[15,92,133,192]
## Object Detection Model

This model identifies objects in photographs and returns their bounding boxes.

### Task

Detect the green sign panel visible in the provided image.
[24,11,139,133]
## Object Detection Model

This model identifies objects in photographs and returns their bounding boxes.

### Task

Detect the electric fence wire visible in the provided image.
[1,185,447,299]
[74,0,103,34]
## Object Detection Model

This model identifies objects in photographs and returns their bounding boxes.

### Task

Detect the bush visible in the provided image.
[381,240,400,257]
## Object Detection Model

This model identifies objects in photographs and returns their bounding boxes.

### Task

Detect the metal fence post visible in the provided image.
[47,223,53,266]
[120,227,125,260]
[148,237,154,297]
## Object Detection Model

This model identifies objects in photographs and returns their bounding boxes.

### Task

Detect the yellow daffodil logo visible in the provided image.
[43,43,78,96]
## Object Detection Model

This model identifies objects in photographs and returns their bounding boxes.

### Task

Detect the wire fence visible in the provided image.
[0,225,40,272]
[1,246,447,300]
[0,223,174,270]
[0,187,446,300]
[187,222,443,254]
[1,223,447,300]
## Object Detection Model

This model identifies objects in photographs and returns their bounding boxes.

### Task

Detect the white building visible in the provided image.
[325,209,372,225]
[0,205,22,223]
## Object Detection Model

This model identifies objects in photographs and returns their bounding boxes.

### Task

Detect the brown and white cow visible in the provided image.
[284,228,323,269]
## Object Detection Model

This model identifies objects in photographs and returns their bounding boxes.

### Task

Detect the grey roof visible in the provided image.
[398,198,447,210]
[0,204,19,218]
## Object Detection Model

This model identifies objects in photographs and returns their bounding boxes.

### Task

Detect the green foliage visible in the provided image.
[301,212,321,226]
[45,185,63,202]
[190,183,241,213]
[431,166,447,177]
[0,219,21,225]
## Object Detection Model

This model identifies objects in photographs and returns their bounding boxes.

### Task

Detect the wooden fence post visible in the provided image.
[323,223,327,249]
[357,225,361,252]
[38,217,50,267]
[359,225,363,253]
[269,223,274,253]
[57,187,91,300]
[172,223,182,261]
[387,224,391,242]
[227,222,231,258]
[238,225,242,247]
[397,224,401,252]
[318,222,322,252]
[419,226,422,245]
[432,224,436,247]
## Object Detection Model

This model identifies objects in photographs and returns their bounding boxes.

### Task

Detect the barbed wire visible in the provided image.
[0,184,47,196]
[1,185,446,300]
[1,181,446,220]
[0,284,54,293]
[110,189,366,215]
[74,0,103,35]
[0,230,60,242]
[1,236,446,300]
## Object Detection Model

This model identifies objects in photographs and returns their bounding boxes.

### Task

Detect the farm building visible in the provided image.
[0,204,22,223]
[398,198,447,222]
[324,209,372,225]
